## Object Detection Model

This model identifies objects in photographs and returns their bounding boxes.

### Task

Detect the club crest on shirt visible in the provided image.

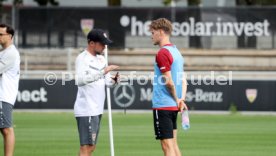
[98,57,105,64]
[80,19,94,36]
[246,89,257,103]
[92,133,97,141]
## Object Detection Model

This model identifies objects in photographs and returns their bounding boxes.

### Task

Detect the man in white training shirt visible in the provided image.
[74,29,119,156]
[0,24,20,156]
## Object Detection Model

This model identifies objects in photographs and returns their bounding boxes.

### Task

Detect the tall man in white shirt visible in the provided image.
[0,24,20,156]
[74,29,119,156]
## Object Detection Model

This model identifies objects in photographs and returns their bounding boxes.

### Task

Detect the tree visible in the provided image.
[236,0,276,5]
[163,0,173,5]
[162,0,202,48]
[187,0,200,6]
[187,0,202,48]
[13,0,23,5]
[33,0,59,6]
[234,0,276,48]
[0,0,6,7]
[108,0,121,6]
[0,0,7,17]
[163,0,200,6]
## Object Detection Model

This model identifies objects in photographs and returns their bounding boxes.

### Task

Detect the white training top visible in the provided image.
[74,50,114,117]
[0,44,20,105]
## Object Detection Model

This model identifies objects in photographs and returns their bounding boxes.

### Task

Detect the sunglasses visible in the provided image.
[0,33,10,36]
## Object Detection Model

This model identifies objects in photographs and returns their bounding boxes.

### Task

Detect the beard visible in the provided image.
[153,41,159,46]
[95,50,102,55]
[152,38,159,46]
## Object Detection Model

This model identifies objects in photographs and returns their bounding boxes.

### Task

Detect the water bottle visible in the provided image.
[181,109,190,130]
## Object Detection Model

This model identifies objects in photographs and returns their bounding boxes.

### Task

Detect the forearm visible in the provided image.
[105,73,116,88]
[0,54,15,74]
[166,81,178,102]
[162,71,178,102]
[181,79,187,101]
[76,71,104,86]
[0,61,8,74]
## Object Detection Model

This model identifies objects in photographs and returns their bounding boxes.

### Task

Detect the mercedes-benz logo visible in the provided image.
[113,85,135,108]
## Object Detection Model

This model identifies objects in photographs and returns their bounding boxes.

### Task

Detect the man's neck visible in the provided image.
[86,47,96,56]
[1,42,12,49]
[159,37,171,48]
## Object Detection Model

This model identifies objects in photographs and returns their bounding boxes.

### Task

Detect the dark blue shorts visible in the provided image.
[0,101,14,128]
[76,115,102,146]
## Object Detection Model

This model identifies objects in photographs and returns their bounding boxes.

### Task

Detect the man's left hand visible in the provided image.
[111,72,120,84]
[178,100,188,112]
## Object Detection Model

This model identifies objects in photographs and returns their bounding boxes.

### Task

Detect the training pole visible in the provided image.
[104,45,115,156]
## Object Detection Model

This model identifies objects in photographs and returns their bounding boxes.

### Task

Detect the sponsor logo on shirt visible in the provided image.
[98,57,105,64]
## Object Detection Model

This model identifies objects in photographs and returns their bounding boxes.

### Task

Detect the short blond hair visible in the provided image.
[149,18,172,35]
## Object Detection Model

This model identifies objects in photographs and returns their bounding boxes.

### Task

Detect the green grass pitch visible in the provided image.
[0,112,276,156]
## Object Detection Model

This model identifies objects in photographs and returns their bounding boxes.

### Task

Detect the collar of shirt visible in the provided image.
[163,43,174,47]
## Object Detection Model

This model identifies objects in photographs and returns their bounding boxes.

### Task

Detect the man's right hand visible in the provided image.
[104,65,119,74]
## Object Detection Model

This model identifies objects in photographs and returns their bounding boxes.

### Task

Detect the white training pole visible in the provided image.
[104,45,115,156]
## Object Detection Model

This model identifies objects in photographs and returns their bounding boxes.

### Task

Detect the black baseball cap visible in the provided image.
[87,29,112,45]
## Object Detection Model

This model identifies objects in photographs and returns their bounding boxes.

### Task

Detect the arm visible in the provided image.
[181,73,187,101]
[179,73,188,111]
[162,71,178,102]
[76,71,104,86]
[105,72,119,88]
[75,55,103,86]
[76,63,118,86]
[156,48,177,101]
